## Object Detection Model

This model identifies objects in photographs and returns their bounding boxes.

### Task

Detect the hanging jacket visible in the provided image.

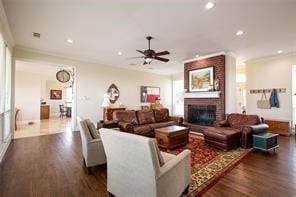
[269,89,280,108]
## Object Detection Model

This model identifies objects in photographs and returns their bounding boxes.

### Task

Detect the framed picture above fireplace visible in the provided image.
[189,67,214,92]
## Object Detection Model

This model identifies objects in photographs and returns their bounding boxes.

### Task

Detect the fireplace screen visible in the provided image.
[188,105,216,126]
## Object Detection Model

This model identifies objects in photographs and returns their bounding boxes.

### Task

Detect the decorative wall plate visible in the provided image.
[107,84,120,104]
[56,70,71,83]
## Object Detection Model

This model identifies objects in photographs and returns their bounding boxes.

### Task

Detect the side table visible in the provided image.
[97,120,104,130]
[253,132,279,153]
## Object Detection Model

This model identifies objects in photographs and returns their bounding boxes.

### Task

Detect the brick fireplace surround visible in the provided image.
[184,55,226,132]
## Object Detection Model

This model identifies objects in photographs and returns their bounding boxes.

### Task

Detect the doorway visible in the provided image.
[236,63,246,113]
[14,60,76,139]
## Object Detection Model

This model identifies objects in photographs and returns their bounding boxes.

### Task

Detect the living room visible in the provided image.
[0,0,296,196]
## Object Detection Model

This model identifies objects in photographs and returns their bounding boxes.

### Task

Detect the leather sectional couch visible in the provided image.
[204,113,269,150]
[103,108,183,137]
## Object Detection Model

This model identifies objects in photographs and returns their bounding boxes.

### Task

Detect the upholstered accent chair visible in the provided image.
[100,128,191,197]
[77,117,106,174]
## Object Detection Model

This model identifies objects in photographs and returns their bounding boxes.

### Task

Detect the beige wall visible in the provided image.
[245,53,296,122]
[15,71,41,123]
[14,48,172,128]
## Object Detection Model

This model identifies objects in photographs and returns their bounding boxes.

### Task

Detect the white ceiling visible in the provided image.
[3,0,296,75]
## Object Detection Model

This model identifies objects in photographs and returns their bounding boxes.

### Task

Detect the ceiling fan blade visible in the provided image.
[154,51,170,56]
[136,50,145,54]
[127,56,144,59]
[154,57,169,62]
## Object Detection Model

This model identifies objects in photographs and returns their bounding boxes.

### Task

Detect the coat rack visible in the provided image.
[249,88,286,94]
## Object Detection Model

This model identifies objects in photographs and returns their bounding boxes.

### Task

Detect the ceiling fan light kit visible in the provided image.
[145,57,153,64]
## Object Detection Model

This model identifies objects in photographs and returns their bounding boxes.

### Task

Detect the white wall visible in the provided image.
[14,48,173,128]
[15,71,41,123]
[171,72,184,81]
[246,53,296,121]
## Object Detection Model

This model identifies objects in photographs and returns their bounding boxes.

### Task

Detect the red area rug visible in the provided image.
[164,135,251,196]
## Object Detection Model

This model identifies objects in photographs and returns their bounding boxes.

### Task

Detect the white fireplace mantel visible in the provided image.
[184,91,221,99]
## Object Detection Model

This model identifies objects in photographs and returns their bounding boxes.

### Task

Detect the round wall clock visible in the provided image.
[56,70,71,83]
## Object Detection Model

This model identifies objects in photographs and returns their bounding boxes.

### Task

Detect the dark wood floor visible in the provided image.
[1,131,296,197]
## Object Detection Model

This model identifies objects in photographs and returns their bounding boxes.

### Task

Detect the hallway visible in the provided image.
[14,117,71,139]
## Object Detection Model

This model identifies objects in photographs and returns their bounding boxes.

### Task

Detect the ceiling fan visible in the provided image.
[130,36,170,65]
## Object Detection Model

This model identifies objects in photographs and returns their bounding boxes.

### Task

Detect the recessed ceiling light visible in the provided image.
[195,54,200,58]
[205,2,215,9]
[117,51,123,55]
[277,50,283,54]
[236,31,244,36]
[67,39,73,43]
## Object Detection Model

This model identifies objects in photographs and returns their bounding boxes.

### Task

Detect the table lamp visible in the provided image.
[101,93,111,121]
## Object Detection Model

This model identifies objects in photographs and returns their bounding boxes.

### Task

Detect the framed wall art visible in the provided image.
[107,83,120,104]
[189,67,214,92]
[50,90,62,100]
[140,86,160,103]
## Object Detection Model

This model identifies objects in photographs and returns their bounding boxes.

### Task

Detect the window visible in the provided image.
[5,47,11,111]
[0,33,4,146]
[0,34,4,114]
[0,33,12,144]
[173,80,184,116]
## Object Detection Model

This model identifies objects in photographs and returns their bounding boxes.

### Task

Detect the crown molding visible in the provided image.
[14,45,112,67]
[14,46,174,76]
[245,51,296,64]
[0,1,15,48]
[183,51,226,64]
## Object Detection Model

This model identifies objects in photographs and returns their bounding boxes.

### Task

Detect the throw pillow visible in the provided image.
[153,108,169,122]
[113,110,139,125]
[153,139,165,167]
[85,119,100,139]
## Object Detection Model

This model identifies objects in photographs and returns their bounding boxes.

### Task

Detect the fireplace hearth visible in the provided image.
[188,105,216,126]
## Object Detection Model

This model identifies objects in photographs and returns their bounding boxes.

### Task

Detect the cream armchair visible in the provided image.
[100,128,191,197]
[77,117,106,174]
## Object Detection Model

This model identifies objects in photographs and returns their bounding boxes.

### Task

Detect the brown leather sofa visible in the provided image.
[103,108,183,137]
[204,113,269,150]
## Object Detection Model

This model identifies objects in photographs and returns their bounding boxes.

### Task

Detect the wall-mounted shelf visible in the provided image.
[184,91,220,99]
[249,88,286,94]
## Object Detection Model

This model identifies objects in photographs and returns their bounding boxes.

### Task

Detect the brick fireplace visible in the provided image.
[184,55,225,132]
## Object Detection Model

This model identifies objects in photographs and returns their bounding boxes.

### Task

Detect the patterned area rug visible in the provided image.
[163,135,251,196]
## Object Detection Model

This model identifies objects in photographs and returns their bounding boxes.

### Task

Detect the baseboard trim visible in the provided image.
[0,133,12,163]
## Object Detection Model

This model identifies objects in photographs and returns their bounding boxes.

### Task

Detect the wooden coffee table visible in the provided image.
[155,125,189,150]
